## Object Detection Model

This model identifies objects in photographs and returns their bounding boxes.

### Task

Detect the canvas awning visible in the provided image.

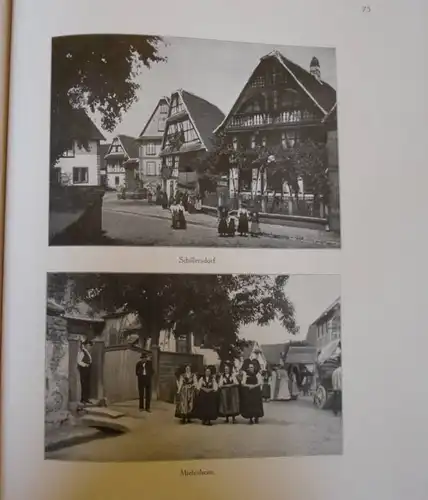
[285,345,317,364]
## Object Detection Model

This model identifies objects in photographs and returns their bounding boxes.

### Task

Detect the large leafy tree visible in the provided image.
[48,273,298,362]
[200,134,329,208]
[50,35,165,167]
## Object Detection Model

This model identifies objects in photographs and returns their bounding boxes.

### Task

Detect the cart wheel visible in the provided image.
[314,385,328,409]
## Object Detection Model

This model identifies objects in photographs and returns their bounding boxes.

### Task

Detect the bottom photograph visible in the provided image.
[45,273,342,461]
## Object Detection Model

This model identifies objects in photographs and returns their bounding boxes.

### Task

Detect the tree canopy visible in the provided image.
[50,35,165,167]
[48,273,299,362]
[199,133,329,202]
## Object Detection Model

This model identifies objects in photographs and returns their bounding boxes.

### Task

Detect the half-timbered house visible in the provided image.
[160,89,225,200]
[214,50,338,215]
[138,97,170,192]
[104,134,139,190]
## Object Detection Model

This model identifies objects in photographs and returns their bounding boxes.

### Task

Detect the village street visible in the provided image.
[46,397,342,461]
[100,193,340,248]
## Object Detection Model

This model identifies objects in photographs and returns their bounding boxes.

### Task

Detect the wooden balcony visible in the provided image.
[225,110,317,130]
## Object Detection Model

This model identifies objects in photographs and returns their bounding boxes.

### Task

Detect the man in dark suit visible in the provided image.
[136,353,154,412]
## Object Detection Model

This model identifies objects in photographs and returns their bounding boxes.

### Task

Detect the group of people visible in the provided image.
[218,206,261,238]
[175,362,264,426]
[261,365,301,402]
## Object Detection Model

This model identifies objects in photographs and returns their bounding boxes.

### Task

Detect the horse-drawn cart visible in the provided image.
[313,339,341,409]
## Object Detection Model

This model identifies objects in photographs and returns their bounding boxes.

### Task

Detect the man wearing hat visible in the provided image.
[135,353,154,412]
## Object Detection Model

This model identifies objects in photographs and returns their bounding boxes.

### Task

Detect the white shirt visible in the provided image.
[77,347,92,368]
[198,376,218,391]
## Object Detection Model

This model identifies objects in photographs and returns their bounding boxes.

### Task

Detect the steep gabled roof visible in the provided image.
[178,89,225,152]
[215,49,337,134]
[139,97,170,139]
[311,297,341,326]
[69,108,105,141]
[118,134,139,160]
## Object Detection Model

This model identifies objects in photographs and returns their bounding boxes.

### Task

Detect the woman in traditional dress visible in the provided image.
[177,201,187,229]
[240,362,264,424]
[175,364,198,424]
[261,370,271,402]
[250,211,261,237]
[276,363,291,401]
[218,207,228,237]
[196,366,219,426]
[170,202,178,229]
[237,205,249,236]
[161,191,168,209]
[218,363,240,423]
[270,366,280,401]
[227,215,236,237]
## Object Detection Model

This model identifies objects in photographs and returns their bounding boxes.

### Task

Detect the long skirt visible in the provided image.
[238,214,249,234]
[250,221,261,235]
[175,385,196,418]
[262,383,271,399]
[227,218,236,236]
[171,212,179,229]
[178,211,187,229]
[240,387,264,419]
[219,386,240,417]
[196,390,218,421]
[218,217,228,236]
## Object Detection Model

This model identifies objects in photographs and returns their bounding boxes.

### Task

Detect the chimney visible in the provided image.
[310,56,321,81]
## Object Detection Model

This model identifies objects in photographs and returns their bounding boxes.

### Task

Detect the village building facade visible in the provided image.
[104,134,139,190]
[53,109,105,186]
[160,89,225,200]
[138,97,169,193]
[306,297,341,350]
[214,50,337,215]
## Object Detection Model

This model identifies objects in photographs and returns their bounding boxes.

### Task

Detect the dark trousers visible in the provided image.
[332,390,342,415]
[138,378,152,410]
[79,366,91,402]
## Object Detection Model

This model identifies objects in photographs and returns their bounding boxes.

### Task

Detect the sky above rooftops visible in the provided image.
[240,274,340,344]
[92,36,336,142]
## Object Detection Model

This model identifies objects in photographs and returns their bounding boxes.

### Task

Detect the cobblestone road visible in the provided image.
[46,397,342,462]
[101,195,340,248]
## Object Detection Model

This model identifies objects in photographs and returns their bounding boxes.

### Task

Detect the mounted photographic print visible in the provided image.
[49,35,340,248]
[45,273,342,461]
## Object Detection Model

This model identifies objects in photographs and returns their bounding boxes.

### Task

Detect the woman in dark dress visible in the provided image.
[218,363,240,423]
[227,216,236,237]
[218,207,228,237]
[196,366,219,426]
[161,192,168,209]
[175,364,198,424]
[240,362,264,424]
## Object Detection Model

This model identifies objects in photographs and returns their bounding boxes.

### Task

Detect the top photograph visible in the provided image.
[49,35,340,248]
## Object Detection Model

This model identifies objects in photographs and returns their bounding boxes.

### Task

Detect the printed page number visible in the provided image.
[362,5,371,12]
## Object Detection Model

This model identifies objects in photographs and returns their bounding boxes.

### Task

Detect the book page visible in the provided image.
[2,0,428,499]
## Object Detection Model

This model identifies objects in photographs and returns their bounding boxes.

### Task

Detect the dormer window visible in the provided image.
[62,140,75,158]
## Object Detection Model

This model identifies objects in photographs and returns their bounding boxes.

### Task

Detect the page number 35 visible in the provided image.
[362,5,371,12]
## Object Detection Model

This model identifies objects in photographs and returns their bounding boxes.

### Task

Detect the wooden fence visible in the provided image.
[103,345,141,403]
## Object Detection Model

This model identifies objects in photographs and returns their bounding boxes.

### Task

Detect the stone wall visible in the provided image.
[45,302,69,427]
[49,186,105,245]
